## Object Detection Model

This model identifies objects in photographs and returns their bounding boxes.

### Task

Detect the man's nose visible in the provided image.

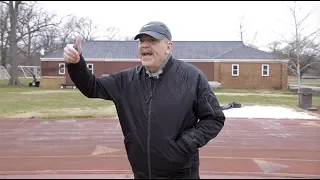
[140,41,151,48]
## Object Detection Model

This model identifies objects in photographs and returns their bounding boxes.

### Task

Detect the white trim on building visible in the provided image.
[41,58,289,63]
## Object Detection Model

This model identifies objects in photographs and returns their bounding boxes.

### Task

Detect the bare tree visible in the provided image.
[267,41,282,54]
[56,15,99,49]
[0,3,9,66]
[104,27,120,41]
[239,15,244,42]
[16,1,58,65]
[122,35,135,41]
[270,40,320,76]
[33,15,100,56]
[37,25,61,55]
[274,1,320,88]
[0,2,101,84]
[0,1,23,85]
[75,17,98,42]
[57,15,78,49]
[286,38,319,76]
[238,15,259,48]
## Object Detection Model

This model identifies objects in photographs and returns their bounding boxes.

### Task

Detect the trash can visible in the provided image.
[297,88,312,109]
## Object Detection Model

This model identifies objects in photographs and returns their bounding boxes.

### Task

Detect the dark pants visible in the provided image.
[134,166,200,179]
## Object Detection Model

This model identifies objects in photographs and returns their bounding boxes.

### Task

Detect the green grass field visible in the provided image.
[1,82,319,119]
[0,86,115,119]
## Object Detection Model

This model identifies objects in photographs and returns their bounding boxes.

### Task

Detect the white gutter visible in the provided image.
[41,58,289,63]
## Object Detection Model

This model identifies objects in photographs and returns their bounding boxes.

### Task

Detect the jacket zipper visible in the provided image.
[146,78,157,179]
[147,91,153,179]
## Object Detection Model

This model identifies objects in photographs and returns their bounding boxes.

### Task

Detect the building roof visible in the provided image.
[215,46,277,59]
[43,40,278,60]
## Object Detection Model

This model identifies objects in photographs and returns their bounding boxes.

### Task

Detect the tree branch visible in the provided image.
[15,1,22,9]
[300,60,320,71]
[0,1,9,6]
[297,11,313,29]
[280,59,298,76]
[16,22,59,42]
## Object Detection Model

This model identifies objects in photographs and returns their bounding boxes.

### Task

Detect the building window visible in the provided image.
[262,64,269,76]
[59,63,65,75]
[87,63,93,74]
[232,64,239,76]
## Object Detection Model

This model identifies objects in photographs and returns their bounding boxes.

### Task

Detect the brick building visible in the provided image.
[40,41,288,89]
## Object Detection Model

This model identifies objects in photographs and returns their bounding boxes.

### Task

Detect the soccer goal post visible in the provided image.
[18,66,41,78]
[0,66,10,79]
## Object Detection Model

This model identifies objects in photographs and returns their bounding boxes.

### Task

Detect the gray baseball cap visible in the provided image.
[134,21,172,41]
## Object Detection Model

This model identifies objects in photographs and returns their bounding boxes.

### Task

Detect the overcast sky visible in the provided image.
[39,1,320,51]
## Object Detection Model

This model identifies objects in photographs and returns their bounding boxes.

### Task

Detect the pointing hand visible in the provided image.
[63,35,82,64]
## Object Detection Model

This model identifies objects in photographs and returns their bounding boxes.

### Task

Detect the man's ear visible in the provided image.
[167,41,173,54]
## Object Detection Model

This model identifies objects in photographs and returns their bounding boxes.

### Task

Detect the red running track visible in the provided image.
[0,118,319,179]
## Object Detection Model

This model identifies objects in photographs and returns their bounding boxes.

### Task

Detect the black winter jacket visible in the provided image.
[67,55,225,179]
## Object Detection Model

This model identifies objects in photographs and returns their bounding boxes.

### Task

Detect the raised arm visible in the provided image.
[63,35,122,102]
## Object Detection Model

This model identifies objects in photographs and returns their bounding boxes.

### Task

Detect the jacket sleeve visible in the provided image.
[176,73,225,155]
[66,55,122,102]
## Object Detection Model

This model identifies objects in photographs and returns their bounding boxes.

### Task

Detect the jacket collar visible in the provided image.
[145,54,174,79]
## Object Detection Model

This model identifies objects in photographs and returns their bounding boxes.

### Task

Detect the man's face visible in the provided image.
[138,35,172,72]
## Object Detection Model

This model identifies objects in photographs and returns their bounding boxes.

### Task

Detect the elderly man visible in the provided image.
[63,21,225,179]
